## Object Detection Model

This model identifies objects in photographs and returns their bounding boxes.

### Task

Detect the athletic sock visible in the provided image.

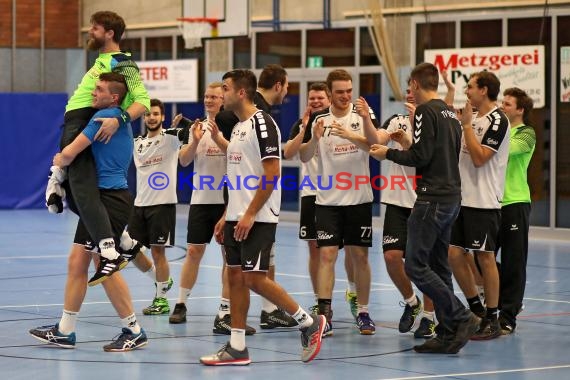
[261,297,278,313]
[405,294,418,306]
[121,313,141,334]
[156,280,171,298]
[58,309,78,334]
[99,238,119,260]
[177,287,191,304]
[230,328,246,351]
[292,307,313,329]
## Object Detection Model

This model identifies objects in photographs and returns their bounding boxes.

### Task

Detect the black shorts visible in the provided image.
[223,222,276,272]
[450,206,501,252]
[128,204,176,248]
[382,204,411,253]
[74,189,132,251]
[299,195,317,240]
[187,203,226,244]
[315,203,373,247]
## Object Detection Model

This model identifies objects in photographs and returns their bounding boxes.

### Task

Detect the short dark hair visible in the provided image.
[90,11,126,43]
[410,63,439,91]
[99,72,127,104]
[309,82,331,97]
[470,71,501,101]
[150,98,164,115]
[258,64,287,90]
[222,69,257,100]
[503,87,534,125]
[326,69,352,91]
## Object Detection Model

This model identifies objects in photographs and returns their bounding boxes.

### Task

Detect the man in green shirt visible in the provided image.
[498,87,536,334]
[58,11,150,282]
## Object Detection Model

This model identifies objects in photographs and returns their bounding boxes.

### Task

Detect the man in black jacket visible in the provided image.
[370,62,479,354]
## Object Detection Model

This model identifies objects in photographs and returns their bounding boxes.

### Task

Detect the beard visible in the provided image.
[146,123,162,132]
[87,36,104,51]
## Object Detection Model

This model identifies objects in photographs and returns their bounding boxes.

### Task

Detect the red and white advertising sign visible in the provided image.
[425,45,545,108]
[138,59,198,102]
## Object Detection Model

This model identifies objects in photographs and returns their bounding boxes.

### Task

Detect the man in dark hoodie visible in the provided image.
[370,62,479,354]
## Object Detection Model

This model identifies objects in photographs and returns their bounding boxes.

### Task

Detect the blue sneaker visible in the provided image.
[29,323,76,348]
[103,328,148,352]
[356,312,376,335]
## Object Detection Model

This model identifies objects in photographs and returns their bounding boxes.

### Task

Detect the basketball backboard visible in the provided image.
[182,0,249,38]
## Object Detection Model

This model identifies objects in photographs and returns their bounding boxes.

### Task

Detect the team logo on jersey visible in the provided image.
[228,152,242,163]
[350,122,360,130]
[265,146,278,154]
[206,146,223,156]
[333,143,358,155]
[510,224,519,231]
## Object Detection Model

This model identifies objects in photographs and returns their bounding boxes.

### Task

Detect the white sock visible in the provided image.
[121,313,141,334]
[230,328,246,351]
[156,280,171,298]
[218,298,230,317]
[405,294,418,306]
[144,264,156,281]
[423,310,435,321]
[292,307,313,329]
[347,281,357,294]
[261,297,277,313]
[357,304,369,315]
[177,287,191,304]
[58,309,78,334]
[119,230,136,251]
[99,238,119,260]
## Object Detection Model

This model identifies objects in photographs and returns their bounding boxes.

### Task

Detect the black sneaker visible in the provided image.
[88,255,128,287]
[499,317,515,335]
[471,317,501,341]
[447,313,480,353]
[29,323,76,348]
[103,328,148,352]
[413,335,455,354]
[260,309,298,329]
[414,317,436,339]
[169,303,187,324]
[118,242,144,263]
[399,296,422,333]
[213,314,256,335]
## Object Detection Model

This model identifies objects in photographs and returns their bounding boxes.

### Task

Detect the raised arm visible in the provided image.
[283,108,311,159]
[179,119,203,167]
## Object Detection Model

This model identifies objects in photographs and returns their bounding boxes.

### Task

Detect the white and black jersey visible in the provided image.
[133,131,181,206]
[381,114,417,209]
[225,110,281,223]
[188,118,226,205]
[289,119,318,197]
[303,104,379,206]
[460,107,510,209]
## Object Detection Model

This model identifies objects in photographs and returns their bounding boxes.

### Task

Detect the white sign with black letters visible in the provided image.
[425,45,545,108]
[138,59,198,102]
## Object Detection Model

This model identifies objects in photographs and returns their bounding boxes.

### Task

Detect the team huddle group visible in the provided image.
[29,11,536,364]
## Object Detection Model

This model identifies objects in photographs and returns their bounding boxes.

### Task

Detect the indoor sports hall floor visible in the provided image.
[1,207,569,379]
